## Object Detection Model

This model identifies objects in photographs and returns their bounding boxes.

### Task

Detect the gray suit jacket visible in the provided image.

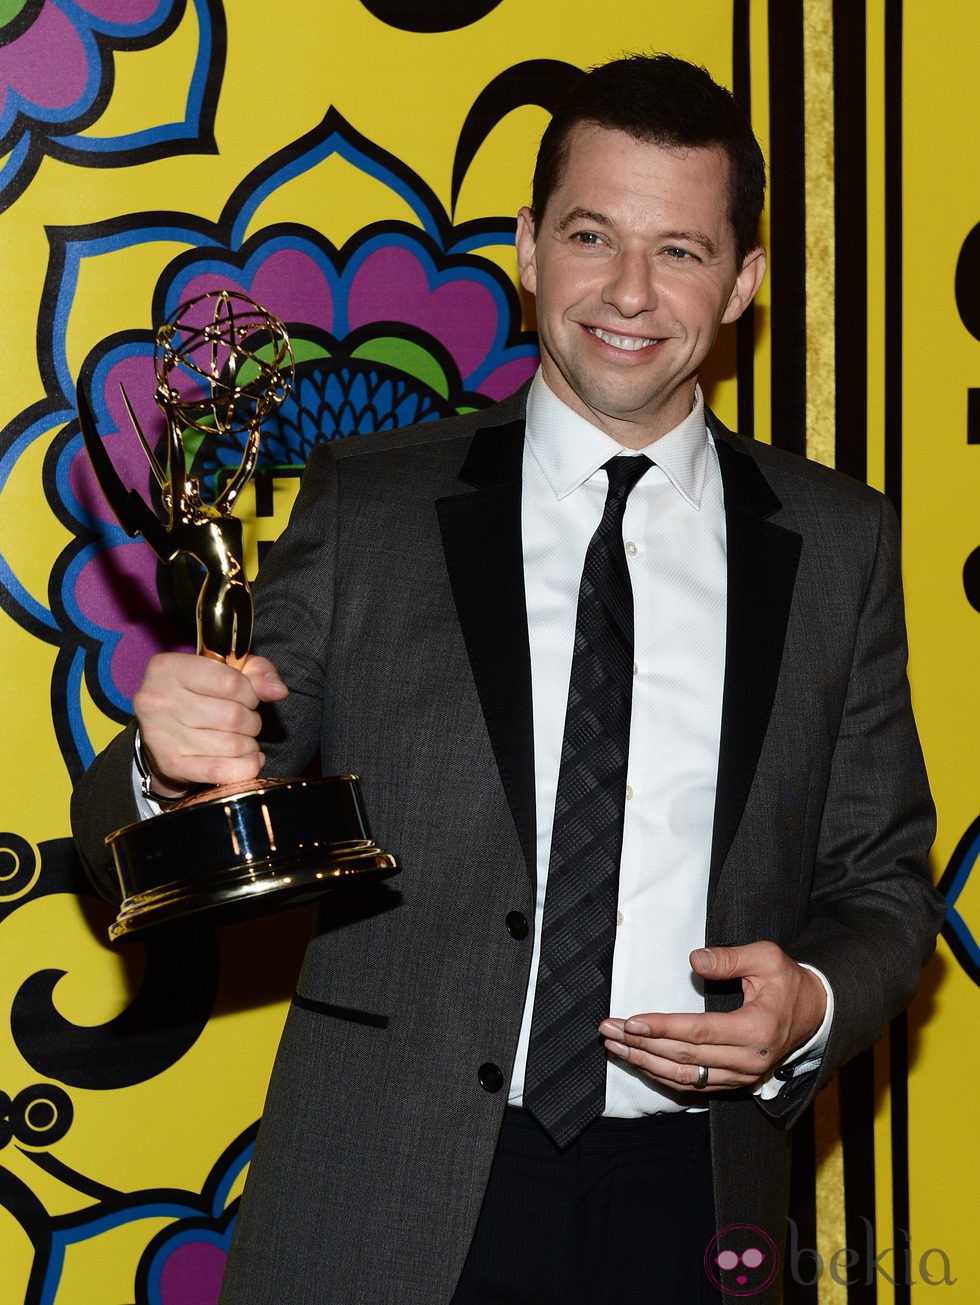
[72,385,943,1304]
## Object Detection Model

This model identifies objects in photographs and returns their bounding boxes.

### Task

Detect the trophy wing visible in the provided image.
[76,385,177,563]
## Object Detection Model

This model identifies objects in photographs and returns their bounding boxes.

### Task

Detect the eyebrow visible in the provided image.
[555,207,611,232]
[666,229,720,258]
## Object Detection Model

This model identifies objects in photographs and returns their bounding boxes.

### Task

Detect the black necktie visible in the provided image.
[524,453,652,1148]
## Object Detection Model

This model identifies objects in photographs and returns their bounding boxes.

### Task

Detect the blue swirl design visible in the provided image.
[939,813,980,986]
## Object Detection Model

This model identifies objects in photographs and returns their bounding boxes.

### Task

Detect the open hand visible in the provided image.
[599,942,827,1093]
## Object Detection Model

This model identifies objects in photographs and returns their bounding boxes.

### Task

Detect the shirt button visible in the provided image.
[478,1063,504,1092]
[625,540,638,557]
[633,662,638,677]
[505,911,529,939]
[616,910,624,926]
[625,784,634,800]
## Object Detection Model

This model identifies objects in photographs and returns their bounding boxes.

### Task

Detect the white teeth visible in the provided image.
[590,327,658,351]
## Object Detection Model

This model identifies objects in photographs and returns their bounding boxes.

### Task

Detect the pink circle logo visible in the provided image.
[704,1223,780,1296]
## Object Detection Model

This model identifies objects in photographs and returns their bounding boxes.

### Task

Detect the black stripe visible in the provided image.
[840,1049,878,1303]
[785,1106,819,1304]
[884,15,912,1281]
[968,389,980,443]
[732,0,756,439]
[884,0,903,514]
[890,1012,913,1304]
[767,0,807,454]
[833,1,869,481]
[21,1147,123,1203]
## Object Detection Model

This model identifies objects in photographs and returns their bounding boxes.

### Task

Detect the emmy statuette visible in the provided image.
[78,290,398,942]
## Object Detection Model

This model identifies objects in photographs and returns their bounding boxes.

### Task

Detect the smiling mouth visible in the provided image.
[588,326,662,352]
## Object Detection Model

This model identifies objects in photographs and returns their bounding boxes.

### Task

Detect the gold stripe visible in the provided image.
[802,8,848,1292]
[814,1075,848,1303]
[803,0,837,469]
[749,1,773,447]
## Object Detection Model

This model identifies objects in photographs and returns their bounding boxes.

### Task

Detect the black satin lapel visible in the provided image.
[708,437,802,898]
[437,421,536,878]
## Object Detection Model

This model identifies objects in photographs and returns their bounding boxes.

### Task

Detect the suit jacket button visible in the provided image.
[478,1063,504,1092]
[506,911,529,939]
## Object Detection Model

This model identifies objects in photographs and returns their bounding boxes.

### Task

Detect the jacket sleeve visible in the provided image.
[761,492,943,1121]
[70,721,142,902]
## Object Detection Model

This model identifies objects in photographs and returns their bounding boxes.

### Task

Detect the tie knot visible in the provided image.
[604,454,652,502]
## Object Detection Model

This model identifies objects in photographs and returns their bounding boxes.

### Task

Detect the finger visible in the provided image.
[162,723,264,758]
[138,653,262,712]
[604,1025,772,1072]
[170,749,267,788]
[603,1040,757,1090]
[142,699,265,761]
[140,727,264,789]
[178,656,265,708]
[602,1010,757,1045]
[616,1034,777,1078]
[600,1015,781,1074]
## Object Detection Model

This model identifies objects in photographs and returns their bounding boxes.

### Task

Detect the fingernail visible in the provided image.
[599,1020,623,1040]
[693,948,716,971]
[624,1019,651,1036]
[605,1041,629,1059]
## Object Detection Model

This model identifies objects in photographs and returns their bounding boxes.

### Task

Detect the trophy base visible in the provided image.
[106,774,398,943]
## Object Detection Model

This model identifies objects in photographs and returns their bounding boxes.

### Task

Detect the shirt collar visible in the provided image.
[524,370,713,509]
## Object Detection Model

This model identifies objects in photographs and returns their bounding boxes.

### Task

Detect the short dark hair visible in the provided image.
[531,53,766,265]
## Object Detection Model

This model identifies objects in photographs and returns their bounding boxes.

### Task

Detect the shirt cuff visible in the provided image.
[132,755,163,820]
[753,963,834,1101]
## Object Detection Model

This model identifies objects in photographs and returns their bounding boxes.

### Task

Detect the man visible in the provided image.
[73,54,943,1304]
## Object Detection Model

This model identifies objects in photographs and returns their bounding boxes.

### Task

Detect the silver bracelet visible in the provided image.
[133,727,193,806]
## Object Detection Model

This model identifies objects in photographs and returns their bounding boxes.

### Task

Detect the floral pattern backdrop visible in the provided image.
[0,3,975,1303]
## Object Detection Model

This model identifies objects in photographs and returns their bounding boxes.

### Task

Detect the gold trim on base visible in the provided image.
[109,841,398,942]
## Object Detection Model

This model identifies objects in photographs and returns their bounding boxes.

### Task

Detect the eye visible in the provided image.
[571,230,605,247]
[664,246,697,261]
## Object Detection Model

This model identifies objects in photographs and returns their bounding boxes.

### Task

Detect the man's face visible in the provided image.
[516,124,765,447]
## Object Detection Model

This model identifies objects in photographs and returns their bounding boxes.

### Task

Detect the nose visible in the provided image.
[601,249,657,318]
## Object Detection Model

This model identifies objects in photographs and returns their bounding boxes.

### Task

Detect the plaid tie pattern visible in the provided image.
[524,453,653,1148]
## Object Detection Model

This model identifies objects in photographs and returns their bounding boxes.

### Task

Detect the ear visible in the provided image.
[721,246,766,324]
[515,207,538,295]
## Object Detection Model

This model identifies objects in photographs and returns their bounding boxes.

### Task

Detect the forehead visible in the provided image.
[544,124,735,242]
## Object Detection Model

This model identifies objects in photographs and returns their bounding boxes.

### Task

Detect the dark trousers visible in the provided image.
[451,1107,721,1305]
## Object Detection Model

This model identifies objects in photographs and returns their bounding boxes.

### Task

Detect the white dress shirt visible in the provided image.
[508,372,830,1115]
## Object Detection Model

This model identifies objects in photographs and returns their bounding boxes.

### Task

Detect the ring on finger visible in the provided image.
[694,1064,709,1089]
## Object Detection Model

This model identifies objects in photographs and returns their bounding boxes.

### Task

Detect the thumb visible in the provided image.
[242,656,289,701]
[690,945,742,978]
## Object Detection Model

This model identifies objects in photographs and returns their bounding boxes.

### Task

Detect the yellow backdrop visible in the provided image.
[0,3,973,1302]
